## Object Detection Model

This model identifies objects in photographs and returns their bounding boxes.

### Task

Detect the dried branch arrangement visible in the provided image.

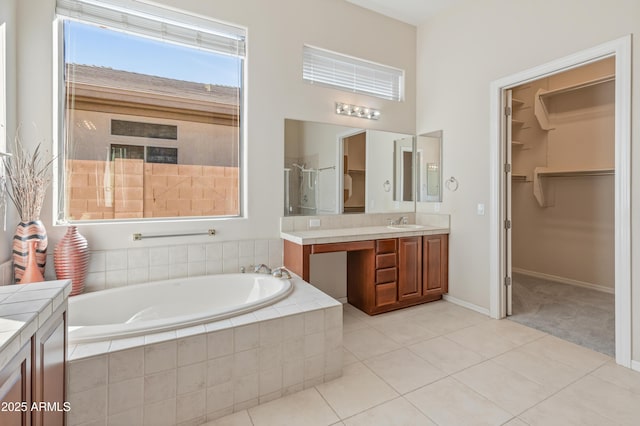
[3,135,54,222]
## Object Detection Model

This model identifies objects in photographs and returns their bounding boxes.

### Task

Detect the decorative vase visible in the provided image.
[54,226,90,296]
[13,220,48,283]
[21,240,45,284]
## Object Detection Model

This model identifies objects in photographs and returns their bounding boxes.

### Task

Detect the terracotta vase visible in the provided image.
[54,226,90,296]
[13,220,48,283]
[21,240,45,284]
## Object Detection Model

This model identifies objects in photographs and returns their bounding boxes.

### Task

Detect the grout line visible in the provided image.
[312,384,342,421]
[245,407,256,426]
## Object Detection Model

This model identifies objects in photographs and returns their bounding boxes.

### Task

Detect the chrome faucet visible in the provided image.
[271,267,292,279]
[387,216,409,225]
[254,264,272,274]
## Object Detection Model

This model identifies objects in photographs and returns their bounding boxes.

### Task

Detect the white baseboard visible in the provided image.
[632,360,640,373]
[512,268,614,294]
[443,294,490,316]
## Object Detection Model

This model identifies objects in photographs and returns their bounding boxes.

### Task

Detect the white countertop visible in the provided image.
[281,224,449,245]
[0,280,71,371]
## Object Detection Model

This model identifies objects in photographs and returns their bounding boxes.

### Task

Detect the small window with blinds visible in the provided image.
[303,45,404,102]
[55,0,245,222]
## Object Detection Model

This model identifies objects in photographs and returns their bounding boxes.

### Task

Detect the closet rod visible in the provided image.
[538,74,615,99]
[539,169,614,178]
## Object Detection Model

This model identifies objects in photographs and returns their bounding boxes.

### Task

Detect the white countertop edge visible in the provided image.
[280,225,450,245]
[0,280,71,372]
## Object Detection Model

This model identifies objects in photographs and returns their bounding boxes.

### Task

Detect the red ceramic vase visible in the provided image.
[54,226,90,296]
[21,240,45,284]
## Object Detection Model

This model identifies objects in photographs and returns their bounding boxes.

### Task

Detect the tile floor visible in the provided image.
[206,300,640,426]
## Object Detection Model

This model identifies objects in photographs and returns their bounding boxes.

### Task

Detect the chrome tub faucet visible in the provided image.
[271,267,292,279]
[254,264,272,274]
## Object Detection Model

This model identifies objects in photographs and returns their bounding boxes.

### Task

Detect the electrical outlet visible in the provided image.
[477,203,485,216]
[309,218,321,227]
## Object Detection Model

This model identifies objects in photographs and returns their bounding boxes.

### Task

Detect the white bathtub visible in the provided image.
[68,273,293,343]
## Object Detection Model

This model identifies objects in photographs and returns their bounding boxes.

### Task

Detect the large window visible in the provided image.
[56,0,245,222]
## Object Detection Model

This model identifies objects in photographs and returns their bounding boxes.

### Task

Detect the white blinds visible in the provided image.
[303,46,404,102]
[56,0,246,57]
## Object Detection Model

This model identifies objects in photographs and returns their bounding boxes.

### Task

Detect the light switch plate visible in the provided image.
[477,203,485,216]
[309,218,321,227]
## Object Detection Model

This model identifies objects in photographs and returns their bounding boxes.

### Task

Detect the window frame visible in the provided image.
[53,2,246,225]
[0,23,6,154]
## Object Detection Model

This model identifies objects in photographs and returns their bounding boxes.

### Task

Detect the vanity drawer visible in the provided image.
[376,267,397,284]
[376,239,397,254]
[375,282,397,307]
[376,253,396,269]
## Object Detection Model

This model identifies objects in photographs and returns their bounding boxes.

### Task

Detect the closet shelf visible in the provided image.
[512,98,525,106]
[533,167,614,207]
[512,174,528,182]
[512,141,525,147]
[538,74,614,100]
[534,74,615,130]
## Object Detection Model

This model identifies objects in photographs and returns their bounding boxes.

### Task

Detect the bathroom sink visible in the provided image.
[387,224,426,230]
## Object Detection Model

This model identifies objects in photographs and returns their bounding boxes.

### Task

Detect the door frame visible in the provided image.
[488,35,632,368]
[337,128,365,214]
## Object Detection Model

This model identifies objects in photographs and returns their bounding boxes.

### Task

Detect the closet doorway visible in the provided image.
[506,58,615,356]
[489,36,631,368]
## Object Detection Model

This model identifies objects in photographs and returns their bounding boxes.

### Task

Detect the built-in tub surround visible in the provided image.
[66,275,342,426]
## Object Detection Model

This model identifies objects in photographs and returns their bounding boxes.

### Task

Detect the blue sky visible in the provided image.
[64,20,241,87]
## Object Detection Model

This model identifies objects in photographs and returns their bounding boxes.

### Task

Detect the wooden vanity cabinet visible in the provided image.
[0,341,32,426]
[0,304,67,426]
[398,236,422,302]
[423,234,449,297]
[283,233,448,315]
[370,234,448,314]
[374,239,398,309]
[350,234,449,314]
[33,305,67,426]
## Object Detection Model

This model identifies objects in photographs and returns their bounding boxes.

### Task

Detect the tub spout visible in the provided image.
[272,267,291,279]
[254,264,272,274]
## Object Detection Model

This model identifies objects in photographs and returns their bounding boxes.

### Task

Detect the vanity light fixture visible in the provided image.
[335,102,380,120]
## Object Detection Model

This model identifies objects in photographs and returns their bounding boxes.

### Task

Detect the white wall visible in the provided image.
[0,0,17,262]
[8,0,415,252]
[415,0,640,361]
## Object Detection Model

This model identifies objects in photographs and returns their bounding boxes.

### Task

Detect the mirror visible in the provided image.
[393,136,415,202]
[284,119,416,216]
[416,130,443,203]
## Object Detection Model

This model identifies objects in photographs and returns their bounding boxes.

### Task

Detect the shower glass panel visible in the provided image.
[284,165,318,215]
